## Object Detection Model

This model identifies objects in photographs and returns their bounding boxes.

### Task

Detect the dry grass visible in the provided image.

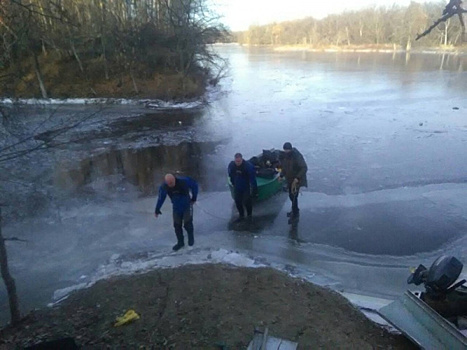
[0,55,206,100]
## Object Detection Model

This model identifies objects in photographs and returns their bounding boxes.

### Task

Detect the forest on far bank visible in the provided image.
[0,0,228,99]
[234,1,466,50]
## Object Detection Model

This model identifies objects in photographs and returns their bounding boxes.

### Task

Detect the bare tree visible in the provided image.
[236,2,466,48]
[0,206,21,326]
[161,0,227,78]
[1,0,228,98]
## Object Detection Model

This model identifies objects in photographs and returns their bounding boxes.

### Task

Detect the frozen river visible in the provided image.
[1,45,467,324]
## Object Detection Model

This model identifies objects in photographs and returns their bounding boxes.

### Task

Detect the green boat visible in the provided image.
[228,173,282,202]
[228,149,283,202]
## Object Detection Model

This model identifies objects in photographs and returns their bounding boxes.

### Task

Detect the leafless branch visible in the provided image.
[0,108,103,163]
[416,0,467,40]
[0,107,60,153]
[8,0,75,26]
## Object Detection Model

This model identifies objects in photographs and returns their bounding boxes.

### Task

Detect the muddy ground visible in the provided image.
[0,264,414,349]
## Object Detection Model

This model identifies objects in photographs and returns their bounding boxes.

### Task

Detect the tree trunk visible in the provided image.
[41,40,47,56]
[406,37,411,51]
[32,52,48,99]
[444,20,449,46]
[0,207,21,326]
[130,68,139,93]
[100,0,109,80]
[102,40,109,80]
[71,42,84,73]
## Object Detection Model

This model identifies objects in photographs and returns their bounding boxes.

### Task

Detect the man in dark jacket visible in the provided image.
[155,173,198,251]
[279,142,308,217]
[228,153,258,222]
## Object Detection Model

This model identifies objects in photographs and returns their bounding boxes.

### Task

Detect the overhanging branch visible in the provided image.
[416,0,467,41]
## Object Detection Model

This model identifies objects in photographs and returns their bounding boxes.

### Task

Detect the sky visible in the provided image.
[212,0,431,31]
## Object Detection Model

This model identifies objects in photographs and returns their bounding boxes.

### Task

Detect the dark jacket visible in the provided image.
[228,160,257,193]
[279,148,308,187]
[155,176,198,214]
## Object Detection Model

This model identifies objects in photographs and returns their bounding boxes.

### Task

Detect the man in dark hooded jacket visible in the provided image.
[279,142,307,217]
[155,173,198,251]
[228,153,258,222]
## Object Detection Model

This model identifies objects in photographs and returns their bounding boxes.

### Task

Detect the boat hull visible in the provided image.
[228,173,282,202]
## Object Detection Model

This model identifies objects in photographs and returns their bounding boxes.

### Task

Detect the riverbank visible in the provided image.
[271,44,467,55]
[0,264,415,349]
[0,57,208,101]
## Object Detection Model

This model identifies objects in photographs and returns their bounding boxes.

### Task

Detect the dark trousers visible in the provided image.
[234,190,252,217]
[173,206,194,245]
[288,183,299,214]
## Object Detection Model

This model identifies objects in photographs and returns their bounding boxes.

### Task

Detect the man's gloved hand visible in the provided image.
[155,210,162,218]
[190,198,197,205]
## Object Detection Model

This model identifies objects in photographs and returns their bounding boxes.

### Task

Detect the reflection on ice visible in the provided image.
[227,192,287,232]
[54,141,221,195]
[268,184,467,255]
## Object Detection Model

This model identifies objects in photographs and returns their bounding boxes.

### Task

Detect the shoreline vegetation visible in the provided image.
[270,44,467,55]
[0,0,227,100]
[234,1,467,57]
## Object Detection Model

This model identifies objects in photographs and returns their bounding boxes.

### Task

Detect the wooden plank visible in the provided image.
[261,327,269,350]
[248,334,298,350]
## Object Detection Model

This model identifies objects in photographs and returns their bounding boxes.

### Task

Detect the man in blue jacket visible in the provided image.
[155,173,198,251]
[228,153,258,222]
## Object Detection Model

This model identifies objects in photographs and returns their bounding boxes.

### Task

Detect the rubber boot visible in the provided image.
[173,231,185,251]
[233,215,245,223]
[187,231,194,247]
[172,241,184,251]
[184,220,195,246]
[287,208,300,217]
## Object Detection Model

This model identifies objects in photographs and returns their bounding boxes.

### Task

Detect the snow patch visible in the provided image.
[0,97,204,109]
[0,83,222,108]
[51,248,263,303]
[145,100,204,109]
[210,249,258,267]
[52,282,88,302]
